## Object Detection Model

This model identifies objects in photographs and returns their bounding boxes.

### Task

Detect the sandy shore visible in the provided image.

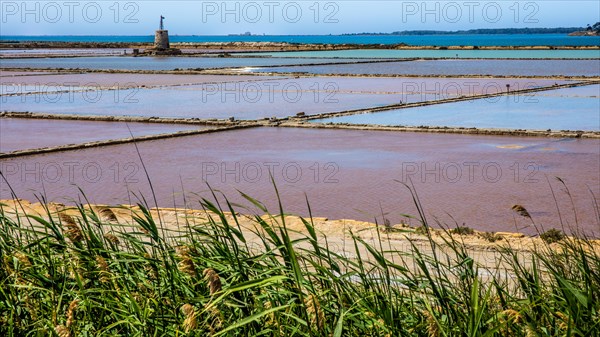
[2,199,599,270]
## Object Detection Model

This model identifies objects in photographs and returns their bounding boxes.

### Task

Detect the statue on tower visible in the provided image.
[149,14,181,55]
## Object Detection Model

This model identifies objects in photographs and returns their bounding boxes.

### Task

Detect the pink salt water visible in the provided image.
[0,127,598,236]
[1,76,575,120]
[0,118,208,153]
[0,72,286,88]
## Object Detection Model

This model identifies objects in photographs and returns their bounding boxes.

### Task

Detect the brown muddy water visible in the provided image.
[0,118,209,153]
[1,127,598,236]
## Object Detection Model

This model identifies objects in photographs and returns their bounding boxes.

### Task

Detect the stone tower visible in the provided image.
[154,16,170,50]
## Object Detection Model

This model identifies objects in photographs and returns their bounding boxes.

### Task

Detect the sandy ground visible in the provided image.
[2,199,598,277]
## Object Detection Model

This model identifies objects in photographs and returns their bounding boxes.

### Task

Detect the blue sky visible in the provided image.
[2,1,599,35]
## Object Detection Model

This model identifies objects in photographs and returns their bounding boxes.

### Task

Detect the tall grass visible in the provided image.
[0,187,599,336]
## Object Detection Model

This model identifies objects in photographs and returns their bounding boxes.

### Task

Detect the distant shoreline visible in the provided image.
[1,29,594,38]
[344,27,586,35]
[1,41,599,53]
[2,32,599,50]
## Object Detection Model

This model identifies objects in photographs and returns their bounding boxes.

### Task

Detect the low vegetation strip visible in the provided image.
[0,186,599,336]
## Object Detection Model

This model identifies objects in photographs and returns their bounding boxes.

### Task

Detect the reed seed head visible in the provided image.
[422,309,440,337]
[60,213,83,243]
[104,233,119,245]
[180,304,197,333]
[501,309,523,324]
[98,207,118,222]
[511,205,531,218]
[59,212,76,225]
[55,325,71,337]
[176,246,196,277]
[304,294,325,330]
[203,268,222,295]
[96,256,110,283]
[66,299,79,328]
[96,256,108,271]
[14,252,31,268]
[555,311,571,331]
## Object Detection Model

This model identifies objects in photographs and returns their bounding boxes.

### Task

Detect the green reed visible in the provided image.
[0,185,598,336]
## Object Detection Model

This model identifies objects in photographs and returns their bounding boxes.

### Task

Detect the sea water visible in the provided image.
[3,34,600,47]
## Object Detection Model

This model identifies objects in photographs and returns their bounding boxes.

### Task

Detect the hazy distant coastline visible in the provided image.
[344,27,586,35]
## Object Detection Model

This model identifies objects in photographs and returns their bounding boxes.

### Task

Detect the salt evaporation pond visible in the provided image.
[243,49,600,59]
[0,49,130,57]
[0,88,404,120]
[0,56,389,71]
[1,127,598,235]
[253,59,600,77]
[1,77,572,120]
[0,72,286,89]
[315,84,600,131]
[0,118,208,153]
[0,71,62,77]
[1,84,90,94]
